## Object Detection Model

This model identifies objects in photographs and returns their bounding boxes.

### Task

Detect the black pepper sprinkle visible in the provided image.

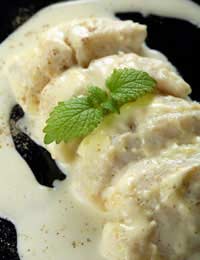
[72,241,76,248]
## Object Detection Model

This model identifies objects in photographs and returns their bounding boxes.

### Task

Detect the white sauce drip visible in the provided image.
[0,0,199,259]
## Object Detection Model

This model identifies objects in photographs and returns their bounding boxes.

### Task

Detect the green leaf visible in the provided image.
[101,97,120,114]
[43,68,157,144]
[106,68,156,105]
[43,96,103,144]
[87,86,108,107]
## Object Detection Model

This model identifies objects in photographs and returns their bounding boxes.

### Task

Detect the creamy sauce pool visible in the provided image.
[0,0,200,259]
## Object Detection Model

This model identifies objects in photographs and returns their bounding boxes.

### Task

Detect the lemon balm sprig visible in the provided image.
[43,68,157,144]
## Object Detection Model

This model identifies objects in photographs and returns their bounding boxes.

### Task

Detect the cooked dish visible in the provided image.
[0,0,200,259]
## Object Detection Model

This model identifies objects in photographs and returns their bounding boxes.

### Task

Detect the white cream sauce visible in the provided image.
[0,0,199,259]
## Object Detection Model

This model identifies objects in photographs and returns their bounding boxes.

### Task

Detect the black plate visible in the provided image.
[0,0,200,259]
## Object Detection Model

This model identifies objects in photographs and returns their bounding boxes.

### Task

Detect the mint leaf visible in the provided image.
[106,68,156,105]
[87,86,108,107]
[43,97,103,144]
[101,97,120,114]
[44,68,157,144]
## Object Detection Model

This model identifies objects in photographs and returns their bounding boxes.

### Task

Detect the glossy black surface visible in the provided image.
[0,0,199,259]
[0,219,19,260]
[9,104,66,188]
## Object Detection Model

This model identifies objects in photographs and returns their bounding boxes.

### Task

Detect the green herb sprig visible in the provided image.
[43,68,156,144]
